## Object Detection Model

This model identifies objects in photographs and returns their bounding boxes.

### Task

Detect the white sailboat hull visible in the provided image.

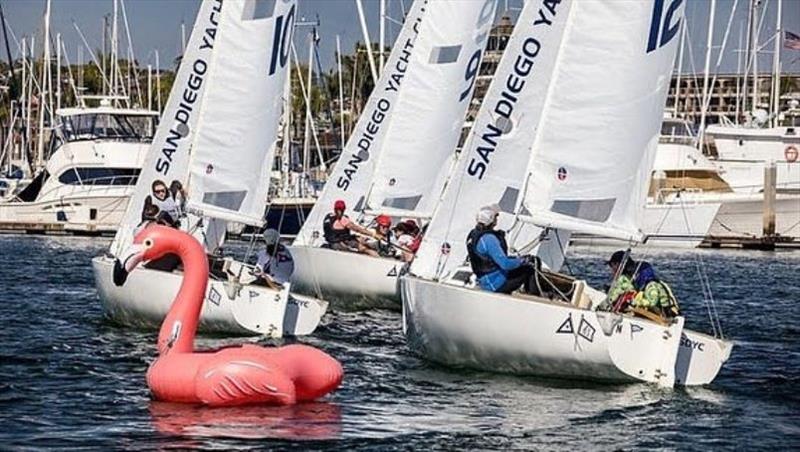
[401,277,731,386]
[92,256,326,336]
[289,245,403,309]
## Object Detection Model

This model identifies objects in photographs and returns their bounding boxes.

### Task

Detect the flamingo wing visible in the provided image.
[195,358,297,407]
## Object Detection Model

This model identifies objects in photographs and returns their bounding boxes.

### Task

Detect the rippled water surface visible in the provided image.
[1,235,798,449]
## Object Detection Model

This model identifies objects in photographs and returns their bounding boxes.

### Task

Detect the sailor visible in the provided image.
[322,199,375,254]
[393,219,419,262]
[606,250,680,318]
[169,180,187,217]
[254,228,295,289]
[363,215,395,258]
[466,204,538,294]
[142,179,181,227]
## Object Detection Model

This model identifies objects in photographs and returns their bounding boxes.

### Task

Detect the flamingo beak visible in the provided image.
[113,244,146,286]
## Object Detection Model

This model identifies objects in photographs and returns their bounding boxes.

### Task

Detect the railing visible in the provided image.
[32,175,138,203]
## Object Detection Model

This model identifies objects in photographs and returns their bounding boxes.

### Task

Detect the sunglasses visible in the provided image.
[154,188,167,193]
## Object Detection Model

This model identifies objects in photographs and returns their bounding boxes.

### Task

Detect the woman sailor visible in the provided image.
[141,179,182,228]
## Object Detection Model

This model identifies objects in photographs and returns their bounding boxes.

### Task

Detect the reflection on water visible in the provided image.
[149,401,342,441]
[0,235,798,448]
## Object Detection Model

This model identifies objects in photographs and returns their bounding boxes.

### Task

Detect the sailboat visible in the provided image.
[290,0,499,308]
[93,0,326,336]
[402,0,731,387]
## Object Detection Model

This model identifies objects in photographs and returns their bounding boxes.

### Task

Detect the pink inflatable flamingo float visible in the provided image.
[113,225,343,406]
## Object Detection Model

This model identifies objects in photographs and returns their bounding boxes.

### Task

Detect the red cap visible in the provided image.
[334,200,346,210]
[376,215,392,227]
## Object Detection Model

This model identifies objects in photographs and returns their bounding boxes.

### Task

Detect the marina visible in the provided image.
[0,0,799,449]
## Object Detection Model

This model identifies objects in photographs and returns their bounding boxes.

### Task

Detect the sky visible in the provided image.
[2,0,799,75]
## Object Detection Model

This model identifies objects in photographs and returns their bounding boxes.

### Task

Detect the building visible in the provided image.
[666,73,800,125]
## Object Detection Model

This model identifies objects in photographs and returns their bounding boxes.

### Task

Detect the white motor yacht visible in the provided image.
[0,102,158,233]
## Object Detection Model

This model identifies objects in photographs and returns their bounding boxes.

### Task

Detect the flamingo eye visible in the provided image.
[144,238,154,248]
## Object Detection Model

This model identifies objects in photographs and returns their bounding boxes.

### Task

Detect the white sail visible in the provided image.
[364,0,499,218]
[519,0,683,242]
[293,0,427,247]
[186,0,294,226]
[295,0,497,247]
[412,0,685,280]
[411,0,573,280]
[110,0,294,254]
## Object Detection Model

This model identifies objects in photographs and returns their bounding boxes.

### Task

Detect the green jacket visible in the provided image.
[608,276,679,317]
[633,281,671,309]
[608,274,635,304]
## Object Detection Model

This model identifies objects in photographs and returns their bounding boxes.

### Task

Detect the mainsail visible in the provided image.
[412,0,684,280]
[111,0,295,254]
[295,0,497,246]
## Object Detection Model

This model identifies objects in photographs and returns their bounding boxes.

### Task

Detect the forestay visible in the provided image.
[110,0,295,255]
[410,0,573,280]
[364,0,499,218]
[519,0,684,242]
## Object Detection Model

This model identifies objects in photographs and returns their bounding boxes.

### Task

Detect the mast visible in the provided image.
[111,0,119,98]
[336,35,345,149]
[36,0,51,168]
[750,0,758,115]
[699,0,716,151]
[155,50,161,111]
[736,22,743,121]
[673,22,685,117]
[355,0,378,86]
[147,64,152,110]
[303,33,313,196]
[771,0,782,127]
[102,15,107,95]
[379,0,385,74]
[56,33,61,111]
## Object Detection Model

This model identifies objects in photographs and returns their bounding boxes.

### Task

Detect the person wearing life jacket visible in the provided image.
[254,228,295,289]
[606,250,680,318]
[322,199,375,254]
[142,179,181,228]
[362,214,396,258]
[466,204,539,294]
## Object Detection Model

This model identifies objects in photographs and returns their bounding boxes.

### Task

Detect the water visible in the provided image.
[1,235,798,449]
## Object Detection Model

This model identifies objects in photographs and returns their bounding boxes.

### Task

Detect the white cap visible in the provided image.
[476,204,500,226]
[263,228,280,246]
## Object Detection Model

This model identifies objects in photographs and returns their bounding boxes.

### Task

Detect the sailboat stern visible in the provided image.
[603,314,684,388]
[674,330,732,386]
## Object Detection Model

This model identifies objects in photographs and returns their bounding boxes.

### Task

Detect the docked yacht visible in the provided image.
[661,118,800,241]
[573,118,722,248]
[706,105,800,194]
[0,103,157,233]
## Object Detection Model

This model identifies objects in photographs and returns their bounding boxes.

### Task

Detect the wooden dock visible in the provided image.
[0,221,115,236]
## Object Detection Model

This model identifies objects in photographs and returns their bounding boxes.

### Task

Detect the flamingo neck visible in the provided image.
[156,236,209,355]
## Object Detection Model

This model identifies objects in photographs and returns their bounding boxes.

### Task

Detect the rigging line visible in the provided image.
[678,194,723,338]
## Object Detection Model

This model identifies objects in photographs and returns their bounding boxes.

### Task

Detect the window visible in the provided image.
[60,114,158,142]
[58,168,141,186]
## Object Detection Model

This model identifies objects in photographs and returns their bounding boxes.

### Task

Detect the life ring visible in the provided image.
[785,145,799,163]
